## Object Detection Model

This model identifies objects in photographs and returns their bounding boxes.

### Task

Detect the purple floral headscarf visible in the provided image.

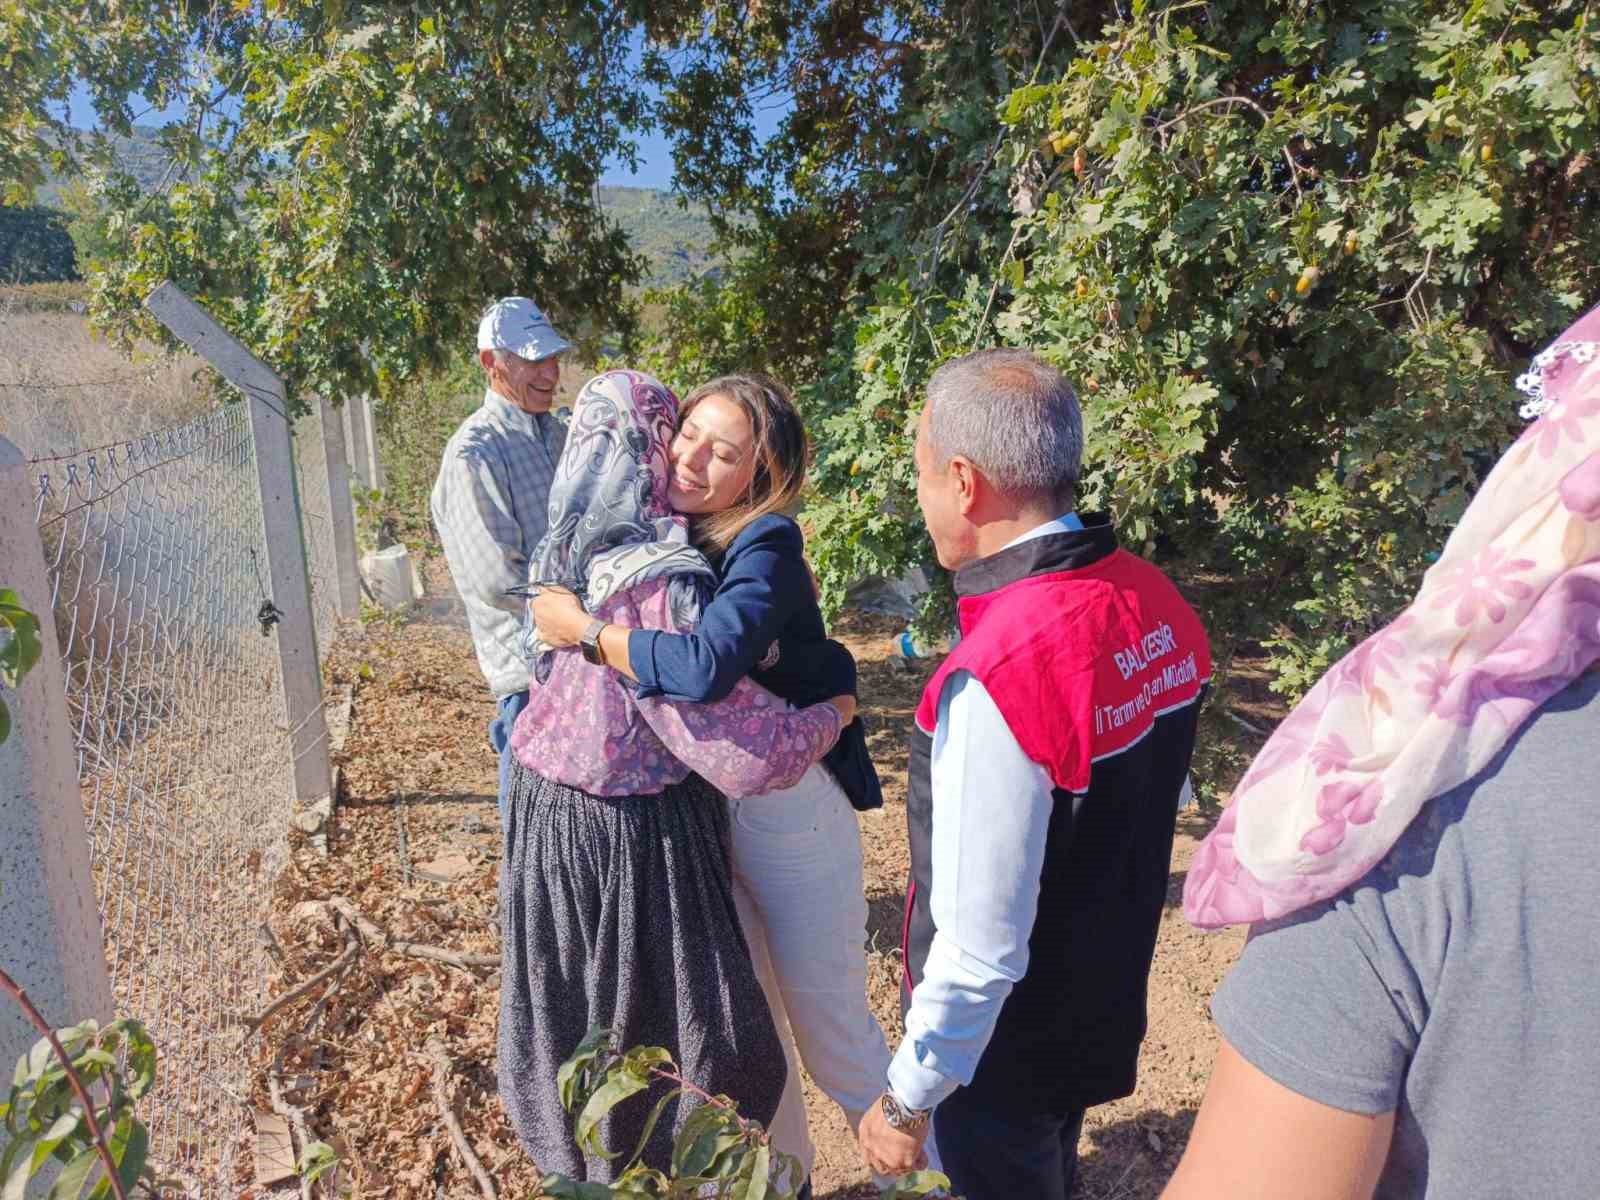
[1186,303,1600,929]
[523,369,716,684]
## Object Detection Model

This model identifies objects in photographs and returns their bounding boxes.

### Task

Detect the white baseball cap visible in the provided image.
[476,296,572,362]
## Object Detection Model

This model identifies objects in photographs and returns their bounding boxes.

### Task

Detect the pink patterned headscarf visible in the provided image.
[1185,304,1600,929]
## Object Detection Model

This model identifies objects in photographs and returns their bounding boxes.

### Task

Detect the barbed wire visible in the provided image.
[26,418,223,469]
[0,375,170,390]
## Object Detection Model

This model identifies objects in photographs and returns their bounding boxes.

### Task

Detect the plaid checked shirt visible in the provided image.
[430,389,567,696]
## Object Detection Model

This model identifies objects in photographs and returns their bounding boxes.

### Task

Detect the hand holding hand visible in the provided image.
[857,1099,928,1178]
[530,585,587,647]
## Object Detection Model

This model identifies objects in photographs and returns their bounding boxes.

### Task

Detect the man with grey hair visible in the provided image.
[431,297,571,824]
[858,348,1212,1199]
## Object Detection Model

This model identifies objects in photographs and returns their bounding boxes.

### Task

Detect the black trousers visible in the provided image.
[933,1088,1087,1200]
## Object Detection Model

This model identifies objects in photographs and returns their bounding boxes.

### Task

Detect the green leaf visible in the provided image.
[0,591,42,691]
[537,1174,617,1199]
[2,1111,82,1200]
[1524,44,1581,110]
[44,1146,97,1200]
[1002,83,1052,126]
[879,1170,954,1199]
[574,1072,650,1159]
[623,1086,682,1169]
[671,1102,728,1178]
[85,1116,146,1200]
[298,1140,339,1185]
[558,1027,616,1114]
[731,1141,769,1200]
[620,1046,672,1080]
[106,1024,154,1101]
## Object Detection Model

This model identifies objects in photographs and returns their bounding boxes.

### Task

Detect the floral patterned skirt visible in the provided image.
[496,762,786,1181]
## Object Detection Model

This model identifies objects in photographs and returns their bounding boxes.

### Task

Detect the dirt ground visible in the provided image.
[244,570,1247,1199]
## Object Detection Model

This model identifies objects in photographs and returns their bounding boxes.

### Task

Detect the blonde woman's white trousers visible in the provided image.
[729,761,892,1183]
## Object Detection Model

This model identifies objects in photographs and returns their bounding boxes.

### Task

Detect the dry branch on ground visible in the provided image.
[249,582,1249,1198]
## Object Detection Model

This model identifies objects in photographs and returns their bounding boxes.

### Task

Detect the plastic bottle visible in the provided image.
[891,628,960,659]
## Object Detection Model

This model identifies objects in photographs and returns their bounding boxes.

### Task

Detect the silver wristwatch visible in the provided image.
[579,618,607,665]
[879,1089,932,1134]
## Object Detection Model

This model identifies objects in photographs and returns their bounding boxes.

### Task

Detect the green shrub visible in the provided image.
[0,206,79,284]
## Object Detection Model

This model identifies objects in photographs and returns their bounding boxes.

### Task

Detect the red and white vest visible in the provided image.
[903,515,1211,1115]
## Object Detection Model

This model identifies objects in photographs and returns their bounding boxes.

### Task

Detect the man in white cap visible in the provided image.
[431,296,572,822]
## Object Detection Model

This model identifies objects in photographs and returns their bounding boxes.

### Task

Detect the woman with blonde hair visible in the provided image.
[499,369,856,1183]
[534,372,891,1196]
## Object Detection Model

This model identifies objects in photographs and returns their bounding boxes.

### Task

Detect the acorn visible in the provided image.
[1266,287,1281,303]
[863,353,880,374]
[1137,305,1153,332]
[1085,376,1101,393]
[1295,265,1321,296]
[1344,232,1359,256]
[1072,145,1088,177]
[1051,130,1079,156]
[1076,277,1091,299]
[1480,140,1494,164]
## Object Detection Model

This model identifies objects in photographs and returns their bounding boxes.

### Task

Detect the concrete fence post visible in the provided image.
[0,435,116,1087]
[143,282,333,808]
[344,394,384,494]
[319,395,362,619]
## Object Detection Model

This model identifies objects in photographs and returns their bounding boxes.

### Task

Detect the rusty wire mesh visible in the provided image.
[31,403,306,1192]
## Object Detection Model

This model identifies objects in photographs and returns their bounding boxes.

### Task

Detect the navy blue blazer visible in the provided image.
[626,514,883,811]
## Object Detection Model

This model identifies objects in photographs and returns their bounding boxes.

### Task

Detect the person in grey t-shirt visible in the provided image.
[1167,301,1600,1200]
[1175,673,1600,1199]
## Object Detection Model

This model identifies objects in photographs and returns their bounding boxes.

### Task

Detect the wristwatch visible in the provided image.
[579,619,608,665]
[878,1089,932,1134]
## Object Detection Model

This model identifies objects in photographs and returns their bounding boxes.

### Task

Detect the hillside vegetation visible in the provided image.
[34,127,718,286]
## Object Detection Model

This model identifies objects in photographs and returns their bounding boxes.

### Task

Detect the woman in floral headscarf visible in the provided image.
[496,370,856,1183]
[1165,306,1600,1200]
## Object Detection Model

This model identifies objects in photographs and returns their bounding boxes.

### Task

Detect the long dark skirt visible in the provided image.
[497,762,787,1181]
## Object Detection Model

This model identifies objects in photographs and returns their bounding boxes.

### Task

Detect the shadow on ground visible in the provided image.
[814,1104,1198,1200]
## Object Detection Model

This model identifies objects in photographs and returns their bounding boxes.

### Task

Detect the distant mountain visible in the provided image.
[38,126,719,285]
[35,126,180,205]
[598,185,723,285]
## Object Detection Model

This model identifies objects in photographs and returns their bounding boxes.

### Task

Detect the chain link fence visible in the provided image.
[29,399,341,1193]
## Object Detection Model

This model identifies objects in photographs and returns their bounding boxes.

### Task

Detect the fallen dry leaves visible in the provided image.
[242,578,1246,1200]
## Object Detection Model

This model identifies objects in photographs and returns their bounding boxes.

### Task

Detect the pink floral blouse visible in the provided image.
[509,576,843,799]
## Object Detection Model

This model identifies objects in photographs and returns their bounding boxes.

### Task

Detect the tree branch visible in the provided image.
[1149,94,1306,204]
[425,1038,498,1200]
[0,966,130,1200]
[266,1074,315,1200]
[238,936,363,1044]
[327,898,501,970]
